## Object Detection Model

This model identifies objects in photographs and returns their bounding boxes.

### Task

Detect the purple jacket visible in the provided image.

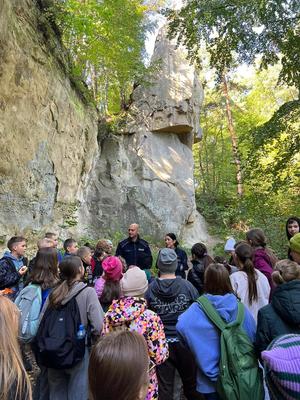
[253,248,274,294]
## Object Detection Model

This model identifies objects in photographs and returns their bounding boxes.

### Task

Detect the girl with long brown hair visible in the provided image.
[230,243,270,322]
[89,330,149,400]
[37,256,104,400]
[0,296,32,400]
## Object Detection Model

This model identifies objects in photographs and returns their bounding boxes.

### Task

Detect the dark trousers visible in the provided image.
[157,341,204,400]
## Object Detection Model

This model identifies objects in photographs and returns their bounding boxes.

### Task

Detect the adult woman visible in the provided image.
[176,263,256,399]
[164,233,188,278]
[187,243,214,294]
[286,217,300,259]
[89,331,149,400]
[38,256,104,400]
[0,296,32,400]
[230,243,270,322]
[103,266,168,400]
[246,228,277,294]
[256,259,300,355]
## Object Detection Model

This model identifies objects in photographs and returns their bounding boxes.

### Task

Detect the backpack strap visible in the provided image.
[197,296,244,331]
[71,284,88,302]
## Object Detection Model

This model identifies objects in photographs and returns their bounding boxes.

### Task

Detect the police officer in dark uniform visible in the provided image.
[115,223,153,280]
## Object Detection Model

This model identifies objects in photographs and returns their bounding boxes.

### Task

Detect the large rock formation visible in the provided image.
[0,1,208,245]
[78,26,208,244]
[0,0,97,239]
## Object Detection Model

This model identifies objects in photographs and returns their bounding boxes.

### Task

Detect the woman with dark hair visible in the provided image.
[177,263,256,399]
[38,256,104,400]
[164,233,188,278]
[187,243,214,294]
[246,228,277,294]
[89,331,149,400]
[230,243,270,322]
[256,259,300,355]
[286,217,300,259]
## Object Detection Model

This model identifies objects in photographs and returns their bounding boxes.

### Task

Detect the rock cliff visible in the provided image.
[78,26,208,244]
[0,1,208,245]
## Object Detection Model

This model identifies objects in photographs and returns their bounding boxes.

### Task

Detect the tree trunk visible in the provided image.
[222,74,243,196]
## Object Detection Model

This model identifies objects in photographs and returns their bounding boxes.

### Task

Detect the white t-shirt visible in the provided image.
[230,269,270,323]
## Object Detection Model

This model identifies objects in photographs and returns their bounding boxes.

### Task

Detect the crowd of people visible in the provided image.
[1,218,300,400]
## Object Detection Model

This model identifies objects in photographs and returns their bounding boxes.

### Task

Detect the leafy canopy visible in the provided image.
[49,0,159,113]
[166,0,300,90]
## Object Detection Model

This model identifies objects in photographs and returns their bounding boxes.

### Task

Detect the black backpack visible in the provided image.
[33,285,87,369]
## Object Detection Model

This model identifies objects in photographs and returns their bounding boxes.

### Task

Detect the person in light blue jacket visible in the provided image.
[176,263,256,400]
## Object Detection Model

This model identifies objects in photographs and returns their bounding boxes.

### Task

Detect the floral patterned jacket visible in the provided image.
[102,296,169,400]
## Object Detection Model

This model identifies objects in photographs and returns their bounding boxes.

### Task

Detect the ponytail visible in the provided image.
[243,258,258,305]
[235,243,258,305]
[49,256,83,308]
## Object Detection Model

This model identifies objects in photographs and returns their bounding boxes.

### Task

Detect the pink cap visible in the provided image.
[102,256,123,281]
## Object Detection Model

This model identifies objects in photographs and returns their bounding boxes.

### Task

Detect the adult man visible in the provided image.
[115,224,153,278]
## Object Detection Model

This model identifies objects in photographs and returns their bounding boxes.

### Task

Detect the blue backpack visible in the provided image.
[15,284,42,342]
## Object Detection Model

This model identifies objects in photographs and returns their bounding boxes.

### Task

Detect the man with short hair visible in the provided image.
[0,236,28,298]
[63,238,78,257]
[116,223,153,279]
[28,237,56,274]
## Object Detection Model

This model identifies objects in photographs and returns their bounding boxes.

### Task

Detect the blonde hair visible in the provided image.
[272,260,300,285]
[0,296,32,400]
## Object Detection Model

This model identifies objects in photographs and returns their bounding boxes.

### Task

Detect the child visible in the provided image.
[0,236,28,298]
[63,238,78,257]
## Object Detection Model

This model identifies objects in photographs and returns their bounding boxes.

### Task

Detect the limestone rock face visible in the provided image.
[0,1,209,246]
[78,26,208,244]
[0,0,97,237]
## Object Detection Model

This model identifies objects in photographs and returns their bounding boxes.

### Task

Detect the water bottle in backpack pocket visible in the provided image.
[15,284,42,343]
[33,285,87,369]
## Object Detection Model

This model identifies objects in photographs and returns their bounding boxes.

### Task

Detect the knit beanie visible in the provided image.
[157,248,178,274]
[262,334,300,399]
[290,233,300,254]
[120,266,148,297]
[224,237,236,252]
[102,256,123,281]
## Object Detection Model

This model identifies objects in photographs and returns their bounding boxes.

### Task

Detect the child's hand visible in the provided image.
[19,266,28,276]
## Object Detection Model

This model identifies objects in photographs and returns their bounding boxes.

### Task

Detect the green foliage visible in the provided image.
[46,0,159,114]
[166,0,300,90]
[194,66,299,258]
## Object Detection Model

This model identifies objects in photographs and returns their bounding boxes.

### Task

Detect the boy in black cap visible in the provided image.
[145,248,202,400]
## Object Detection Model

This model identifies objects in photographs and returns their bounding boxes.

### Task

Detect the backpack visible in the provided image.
[197,296,264,400]
[15,284,42,342]
[33,285,87,369]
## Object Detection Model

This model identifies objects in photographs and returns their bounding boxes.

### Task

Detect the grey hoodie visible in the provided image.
[40,281,104,340]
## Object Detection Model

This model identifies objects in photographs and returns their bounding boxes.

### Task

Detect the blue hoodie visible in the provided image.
[176,293,256,394]
[3,251,24,270]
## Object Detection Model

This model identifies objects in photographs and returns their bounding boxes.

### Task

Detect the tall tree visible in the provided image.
[222,74,243,196]
[166,0,300,92]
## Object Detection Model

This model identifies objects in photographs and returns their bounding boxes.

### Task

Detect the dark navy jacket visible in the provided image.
[115,236,153,270]
[175,247,188,278]
[0,256,21,290]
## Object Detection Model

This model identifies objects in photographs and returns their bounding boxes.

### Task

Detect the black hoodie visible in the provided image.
[256,280,300,354]
[145,277,199,338]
